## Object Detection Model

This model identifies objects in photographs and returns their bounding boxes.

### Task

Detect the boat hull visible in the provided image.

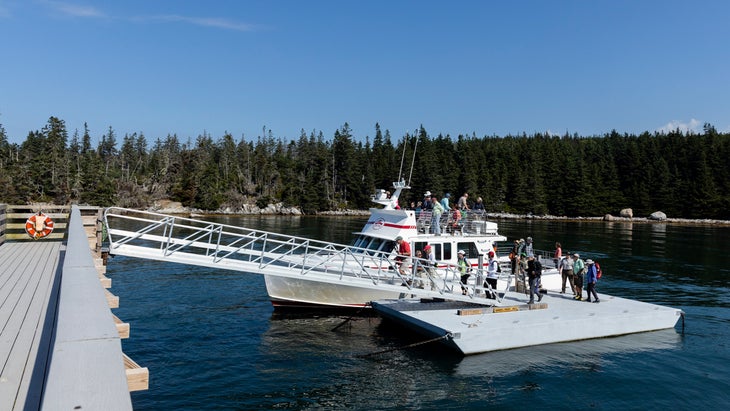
[265,275,409,308]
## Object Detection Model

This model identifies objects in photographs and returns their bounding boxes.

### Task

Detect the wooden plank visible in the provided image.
[5,233,64,241]
[112,315,129,339]
[123,353,149,392]
[6,222,68,230]
[7,213,68,220]
[104,289,119,309]
[99,274,111,289]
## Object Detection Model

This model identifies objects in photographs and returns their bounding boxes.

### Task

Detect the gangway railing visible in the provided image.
[104,208,505,305]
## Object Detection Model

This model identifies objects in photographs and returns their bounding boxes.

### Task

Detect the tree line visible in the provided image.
[1,117,729,219]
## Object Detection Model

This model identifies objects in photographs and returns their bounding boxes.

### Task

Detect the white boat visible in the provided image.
[265,180,562,308]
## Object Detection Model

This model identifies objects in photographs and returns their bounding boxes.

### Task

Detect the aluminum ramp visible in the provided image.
[103,208,508,305]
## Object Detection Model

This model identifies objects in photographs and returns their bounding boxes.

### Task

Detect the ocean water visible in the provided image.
[108,216,730,410]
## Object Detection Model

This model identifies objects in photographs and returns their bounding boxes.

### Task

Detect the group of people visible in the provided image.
[555,242,600,303]
[394,236,439,290]
[412,191,486,236]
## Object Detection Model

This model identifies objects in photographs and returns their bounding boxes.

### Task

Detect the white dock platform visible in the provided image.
[372,290,684,355]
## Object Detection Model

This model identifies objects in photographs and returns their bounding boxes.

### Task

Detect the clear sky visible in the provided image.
[1,0,729,145]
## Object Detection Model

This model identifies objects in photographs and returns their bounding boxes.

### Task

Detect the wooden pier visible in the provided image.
[0,204,147,410]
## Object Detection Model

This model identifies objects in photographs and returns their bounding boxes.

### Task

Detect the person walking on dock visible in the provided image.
[526,256,543,304]
[572,253,585,300]
[559,251,574,294]
[423,244,439,291]
[585,259,600,303]
[485,250,499,299]
[457,249,471,295]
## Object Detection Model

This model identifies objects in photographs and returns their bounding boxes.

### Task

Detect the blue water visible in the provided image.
[108,216,730,410]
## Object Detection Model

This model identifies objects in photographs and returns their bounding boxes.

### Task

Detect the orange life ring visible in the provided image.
[25,212,54,239]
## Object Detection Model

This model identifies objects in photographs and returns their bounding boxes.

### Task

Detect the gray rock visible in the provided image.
[620,208,633,218]
[648,211,667,221]
[603,214,615,221]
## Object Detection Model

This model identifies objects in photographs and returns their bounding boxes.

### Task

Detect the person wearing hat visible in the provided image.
[457,249,471,295]
[430,195,444,235]
[485,250,500,299]
[422,192,432,211]
[394,236,411,279]
[572,253,585,300]
[559,250,574,294]
[585,259,600,303]
[423,244,439,291]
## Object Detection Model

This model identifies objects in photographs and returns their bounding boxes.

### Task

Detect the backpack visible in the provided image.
[595,262,602,279]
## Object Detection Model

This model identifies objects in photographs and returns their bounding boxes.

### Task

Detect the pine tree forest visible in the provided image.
[1,117,729,219]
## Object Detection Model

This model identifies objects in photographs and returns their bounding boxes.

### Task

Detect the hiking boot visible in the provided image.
[537,294,543,302]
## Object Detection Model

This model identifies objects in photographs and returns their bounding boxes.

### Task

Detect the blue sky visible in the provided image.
[1,0,729,145]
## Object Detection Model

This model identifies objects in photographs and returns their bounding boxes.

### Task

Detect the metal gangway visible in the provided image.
[103,208,513,305]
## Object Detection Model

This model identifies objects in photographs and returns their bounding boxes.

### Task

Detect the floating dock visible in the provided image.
[372,289,684,355]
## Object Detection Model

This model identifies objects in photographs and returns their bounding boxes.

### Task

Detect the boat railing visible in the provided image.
[104,208,502,303]
[415,209,500,236]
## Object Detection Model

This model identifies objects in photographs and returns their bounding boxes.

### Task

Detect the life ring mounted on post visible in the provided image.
[25,212,54,240]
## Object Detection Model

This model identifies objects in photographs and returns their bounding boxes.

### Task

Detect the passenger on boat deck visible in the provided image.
[430,195,444,236]
[572,253,585,301]
[473,197,484,212]
[440,193,451,211]
[423,244,439,291]
[457,249,471,295]
[559,251,574,294]
[394,236,411,278]
[457,193,470,210]
[450,207,462,234]
[485,250,499,299]
[422,192,432,210]
[526,256,543,304]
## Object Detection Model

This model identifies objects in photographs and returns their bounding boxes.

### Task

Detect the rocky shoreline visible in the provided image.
[149,200,730,226]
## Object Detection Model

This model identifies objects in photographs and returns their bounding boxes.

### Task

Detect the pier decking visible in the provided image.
[0,205,147,410]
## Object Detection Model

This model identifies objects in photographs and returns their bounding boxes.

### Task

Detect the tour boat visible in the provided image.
[264,180,561,308]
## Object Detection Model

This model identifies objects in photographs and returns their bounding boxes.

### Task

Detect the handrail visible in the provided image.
[103,207,503,304]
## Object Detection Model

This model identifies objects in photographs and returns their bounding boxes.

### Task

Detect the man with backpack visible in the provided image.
[526,256,543,304]
[585,259,600,303]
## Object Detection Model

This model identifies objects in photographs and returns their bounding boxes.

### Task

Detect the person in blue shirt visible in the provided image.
[585,259,600,303]
[440,193,451,211]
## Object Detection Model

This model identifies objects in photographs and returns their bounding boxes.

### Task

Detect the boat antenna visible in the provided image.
[397,134,407,183]
[407,130,418,186]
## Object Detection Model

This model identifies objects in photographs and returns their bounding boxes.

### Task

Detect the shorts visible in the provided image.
[574,274,583,288]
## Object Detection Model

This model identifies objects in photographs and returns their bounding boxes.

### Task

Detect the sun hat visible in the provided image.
[586,259,594,264]
[573,253,580,258]
[395,236,403,241]
[458,249,465,255]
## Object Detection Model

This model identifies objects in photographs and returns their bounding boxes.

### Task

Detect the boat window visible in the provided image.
[352,235,367,249]
[442,243,452,261]
[458,242,480,259]
[368,238,386,252]
[414,242,427,253]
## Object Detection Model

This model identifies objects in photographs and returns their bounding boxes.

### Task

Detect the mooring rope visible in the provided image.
[356,332,452,358]
[331,305,370,332]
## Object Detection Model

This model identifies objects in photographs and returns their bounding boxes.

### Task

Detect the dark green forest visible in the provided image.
[1,117,729,219]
